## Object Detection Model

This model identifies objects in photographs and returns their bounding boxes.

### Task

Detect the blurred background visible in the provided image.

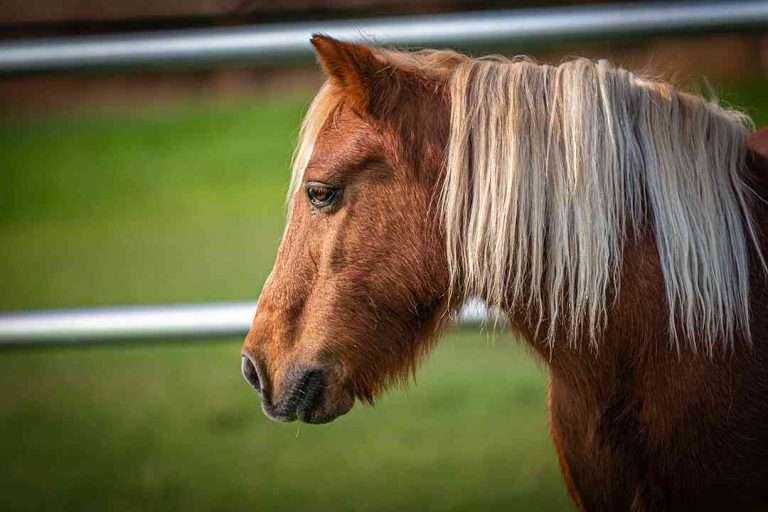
[1,1,767,511]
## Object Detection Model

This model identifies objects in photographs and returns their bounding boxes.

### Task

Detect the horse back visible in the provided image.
[748,127,768,210]
[748,127,768,163]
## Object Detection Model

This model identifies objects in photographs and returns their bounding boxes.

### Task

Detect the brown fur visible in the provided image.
[242,37,768,509]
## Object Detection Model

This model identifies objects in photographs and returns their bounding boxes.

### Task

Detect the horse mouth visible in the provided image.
[260,368,352,424]
[293,370,326,422]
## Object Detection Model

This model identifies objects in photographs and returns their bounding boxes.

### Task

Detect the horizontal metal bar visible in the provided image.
[0,300,492,347]
[1,1,767,73]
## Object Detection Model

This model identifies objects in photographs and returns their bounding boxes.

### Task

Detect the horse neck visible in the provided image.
[500,142,768,401]
[498,230,666,392]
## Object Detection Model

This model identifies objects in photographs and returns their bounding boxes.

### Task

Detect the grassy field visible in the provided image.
[1,78,766,511]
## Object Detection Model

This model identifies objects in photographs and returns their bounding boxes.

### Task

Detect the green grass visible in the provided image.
[0,98,301,309]
[1,78,766,511]
[0,333,564,512]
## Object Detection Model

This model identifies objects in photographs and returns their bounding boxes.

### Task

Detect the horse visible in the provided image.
[241,35,768,510]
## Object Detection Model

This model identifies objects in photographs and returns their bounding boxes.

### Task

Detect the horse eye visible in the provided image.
[305,182,340,209]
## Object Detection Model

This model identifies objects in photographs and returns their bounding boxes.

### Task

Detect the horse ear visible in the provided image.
[310,34,394,114]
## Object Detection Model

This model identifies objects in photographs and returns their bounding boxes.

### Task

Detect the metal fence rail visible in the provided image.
[1,1,768,73]
[0,301,492,347]
[1,0,767,346]
[0,303,257,347]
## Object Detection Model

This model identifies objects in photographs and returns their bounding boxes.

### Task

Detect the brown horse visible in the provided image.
[241,35,768,510]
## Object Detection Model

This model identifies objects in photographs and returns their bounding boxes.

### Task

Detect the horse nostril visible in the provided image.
[241,355,262,393]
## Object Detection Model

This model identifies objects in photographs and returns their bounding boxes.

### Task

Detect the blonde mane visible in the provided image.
[291,47,764,351]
